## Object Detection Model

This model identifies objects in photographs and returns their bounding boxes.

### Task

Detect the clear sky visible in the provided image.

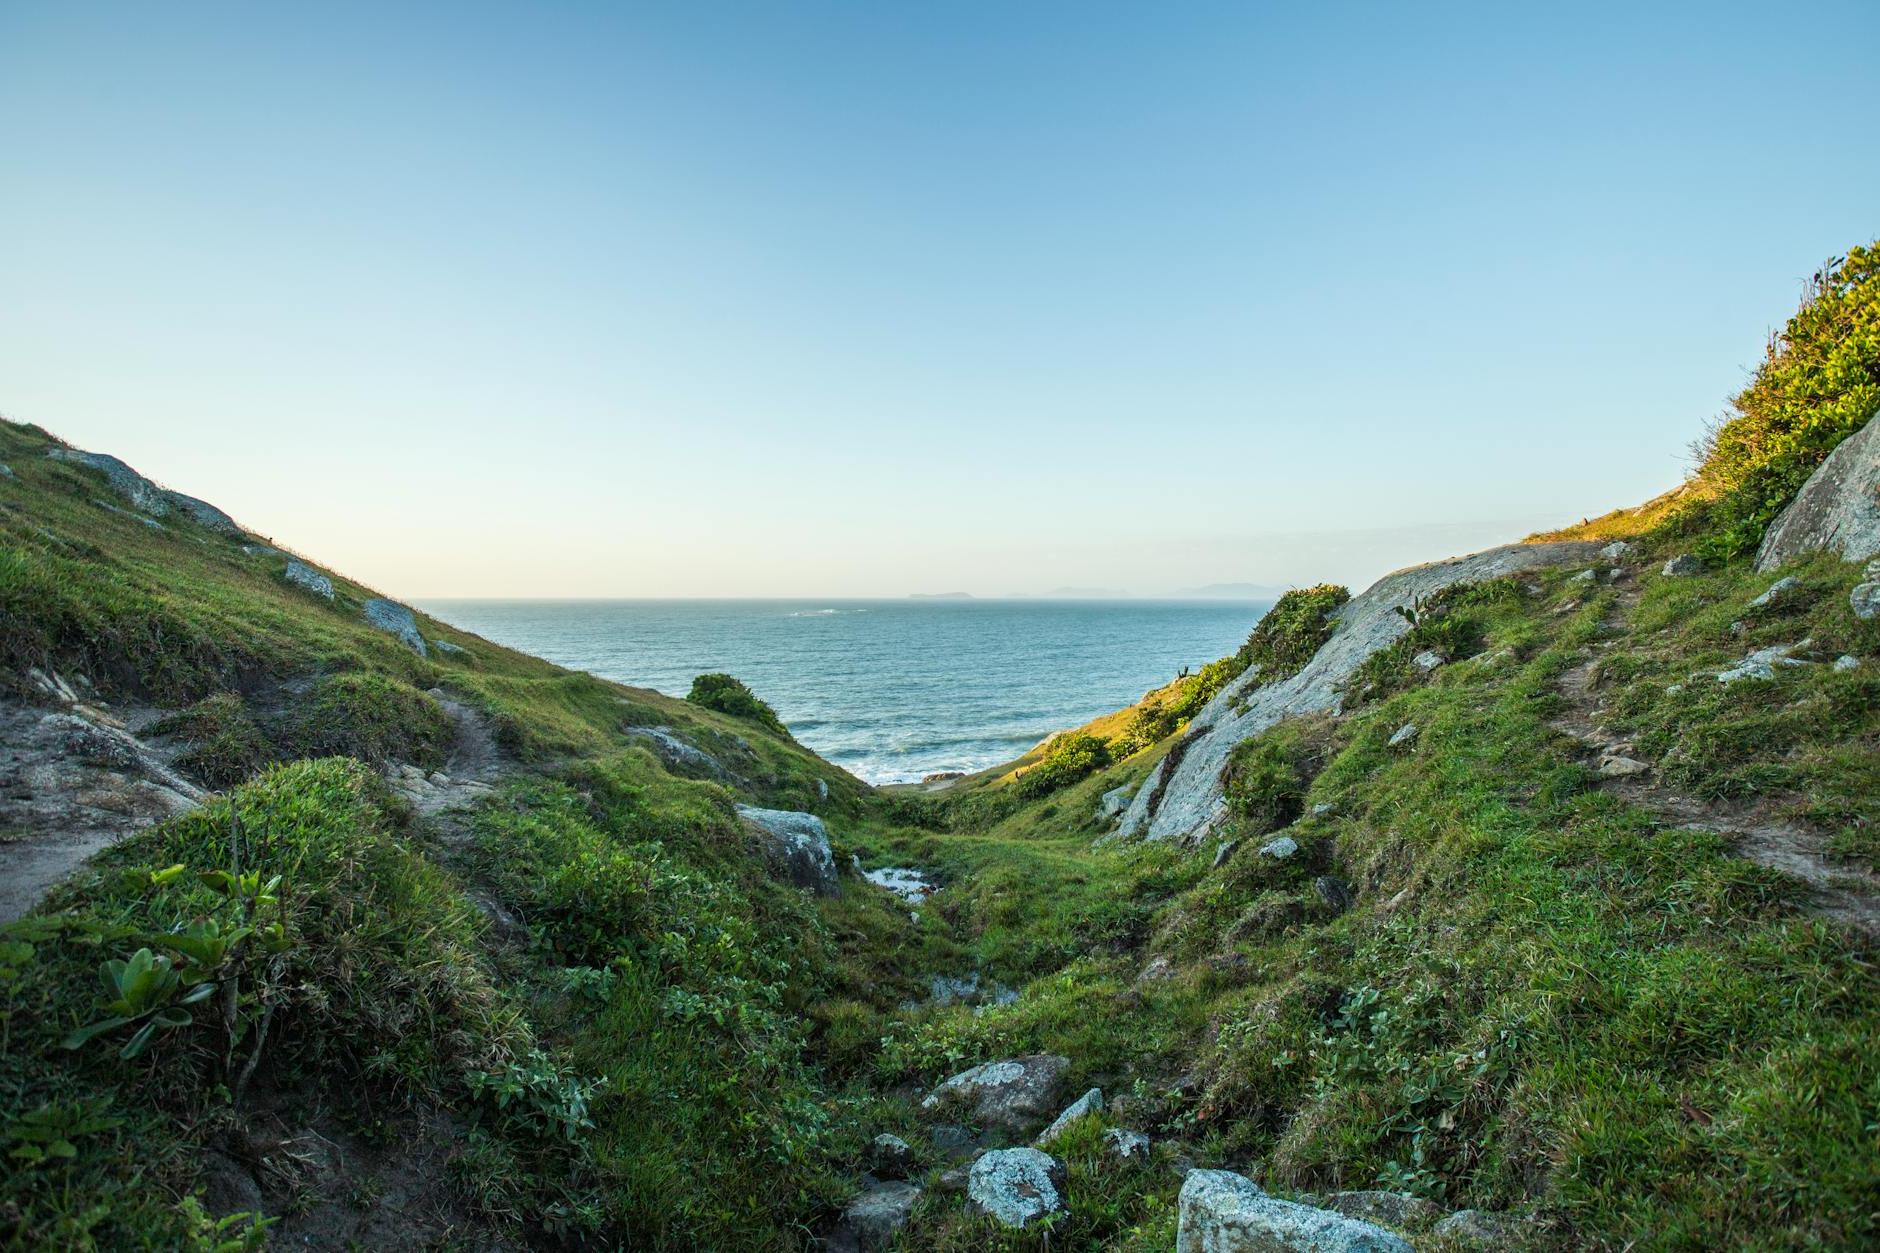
[3,2,1877,598]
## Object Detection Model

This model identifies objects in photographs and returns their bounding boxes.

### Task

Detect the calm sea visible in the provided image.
[417,599,1270,784]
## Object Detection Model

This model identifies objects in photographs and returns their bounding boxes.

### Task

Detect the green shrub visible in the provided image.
[1012,732,1113,800]
[1688,242,1880,558]
[1237,585,1351,680]
[153,693,274,788]
[684,672,789,737]
[1222,722,1325,833]
[286,673,454,767]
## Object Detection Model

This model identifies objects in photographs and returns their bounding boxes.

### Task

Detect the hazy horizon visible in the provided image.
[5,2,1877,599]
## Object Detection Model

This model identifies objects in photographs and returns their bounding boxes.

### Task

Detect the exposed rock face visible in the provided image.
[1035,1087,1103,1147]
[283,558,334,599]
[735,806,839,895]
[362,597,428,656]
[1176,1170,1412,1252]
[828,1180,920,1252]
[1118,542,1600,842]
[921,1055,1070,1135]
[628,726,725,778]
[48,448,242,534]
[967,1148,1066,1228]
[1756,413,1880,571]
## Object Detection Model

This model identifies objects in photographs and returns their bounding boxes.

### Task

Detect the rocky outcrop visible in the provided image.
[967,1148,1066,1228]
[1756,413,1880,571]
[735,805,838,895]
[628,726,725,778]
[1117,541,1600,843]
[362,598,428,656]
[1035,1087,1102,1147]
[1177,1170,1412,1252]
[828,1180,920,1252]
[48,448,242,534]
[1662,554,1703,576]
[1098,784,1133,820]
[921,1055,1069,1135]
[283,558,334,599]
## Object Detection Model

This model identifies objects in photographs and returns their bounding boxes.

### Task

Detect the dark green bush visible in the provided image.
[685,672,789,737]
[1237,584,1351,680]
[1013,732,1112,799]
[1222,722,1324,833]
[1688,242,1880,558]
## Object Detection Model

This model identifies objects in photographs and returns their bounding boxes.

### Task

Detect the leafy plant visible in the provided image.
[4,1097,122,1168]
[62,947,216,1059]
[467,1047,607,1142]
[1012,732,1112,799]
[685,672,790,737]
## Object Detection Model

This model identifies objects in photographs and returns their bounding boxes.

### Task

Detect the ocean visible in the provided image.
[418,599,1270,784]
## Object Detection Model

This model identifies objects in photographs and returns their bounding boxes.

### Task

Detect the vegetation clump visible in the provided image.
[685,672,790,737]
[1012,731,1112,799]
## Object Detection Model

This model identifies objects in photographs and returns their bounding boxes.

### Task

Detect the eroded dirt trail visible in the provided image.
[1551,584,1880,936]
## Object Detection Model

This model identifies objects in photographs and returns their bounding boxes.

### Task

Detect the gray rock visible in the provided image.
[1412,649,1447,670]
[630,726,725,777]
[1116,541,1602,842]
[1103,1128,1152,1161]
[1716,642,1811,684]
[48,448,242,533]
[1138,956,1177,983]
[930,1124,979,1156]
[1852,582,1880,620]
[921,1055,1070,1135]
[1322,1191,1441,1231]
[1598,540,1632,559]
[967,1147,1066,1229]
[1662,554,1704,577]
[361,597,428,656]
[1257,835,1299,860]
[46,712,140,770]
[830,1180,921,1252]
[432,638,467,657]
[282,558,334,600]
[1569,569,1597,584]
[735,805,838,895]
[1430,1209,1526,1247]
[1035,1087,1103,1147]
[0,463,14,479]
[1387,723,1419,748]
[1313,875,1355,913]
[1212,839,1240,869]
[1098,784,1134,820]
[870,1133,914,1179]
[1833,654,1860,672]
[1597,755,1650,778]
[1176,1170,1412,1252]
[1748,575,1801,608]
[818,777,830,800]
[1756,412,1880,571]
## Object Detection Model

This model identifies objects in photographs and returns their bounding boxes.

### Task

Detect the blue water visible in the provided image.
[417,599,1270,784]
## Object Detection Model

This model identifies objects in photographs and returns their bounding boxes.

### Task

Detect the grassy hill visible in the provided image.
[1,242,1877,1251]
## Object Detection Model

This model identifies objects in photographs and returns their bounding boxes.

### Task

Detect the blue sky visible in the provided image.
[3,1,1876,597]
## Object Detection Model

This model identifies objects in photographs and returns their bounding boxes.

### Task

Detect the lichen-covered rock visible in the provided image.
[1035,1087,1102,1147]
[1852,582,1880,620]
[1834,654,1860,671]
[1599,540,1632,559]
[48,448,242,533]
[1756,413,1880,571]
[283,558,334,599]
[869,1133,913,1179]
[967,1148,1066,1229]
[735,805,838,895]
[432,638,467,657]
[1748,575,1800,608]
[828,1180,920,1252]
[1117,541,1599,842]
[921,1055,1070,1135]
[1098,784,1134,820]
[1662,554,1703,576]
[1412,649,1447,670]
[1716,641,1811,684]
[1387,722,1419,748]
[1176,1170,1412,1252]
[1258,835,1299,860]
[1103,1127,1151,1161]
[630,726,725,778]
[361,597,428,656]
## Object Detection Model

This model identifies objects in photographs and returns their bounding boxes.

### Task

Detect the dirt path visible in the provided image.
[1551,583,1880,936]
[387,691,511,821]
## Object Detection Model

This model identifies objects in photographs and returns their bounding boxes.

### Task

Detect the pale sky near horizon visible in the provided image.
[4,2,1877,599]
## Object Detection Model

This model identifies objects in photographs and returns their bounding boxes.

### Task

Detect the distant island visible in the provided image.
[908,591,974,599]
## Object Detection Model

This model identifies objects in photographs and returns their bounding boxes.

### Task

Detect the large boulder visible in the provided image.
[1756,413,1880,571]
[283,558,334,599]
[48,448,242,534]
[1177,1170,1412,1252]
[362,597,428,656]
[1035,1087,1103,1147]
[967,1147,1066,1229]
[1117,541,1600,842]
[735,805,838,895]
[827,1180,920,1252]
[922,1055,1070,1136]
[628,726,726,778]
